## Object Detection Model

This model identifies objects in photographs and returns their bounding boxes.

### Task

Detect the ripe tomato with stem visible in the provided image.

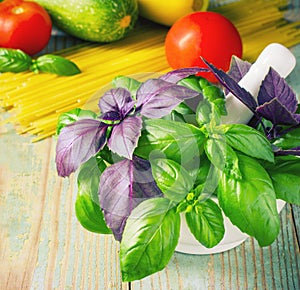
[0,0,52,55]
[165,11,243,83]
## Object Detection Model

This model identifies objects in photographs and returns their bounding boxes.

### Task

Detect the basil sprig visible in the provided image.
[0,48,32,72]
[0,48,81,76]
[54,65,300,282]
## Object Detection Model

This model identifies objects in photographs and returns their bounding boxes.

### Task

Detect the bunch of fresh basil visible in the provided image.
[55,57,300,282]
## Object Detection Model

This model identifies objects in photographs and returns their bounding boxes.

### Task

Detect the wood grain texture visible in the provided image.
[0,124,127,290]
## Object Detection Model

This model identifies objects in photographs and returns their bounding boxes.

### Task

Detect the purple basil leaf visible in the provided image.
[274,146,300,156]
[99,156,162,240]
[227,56,251,82]
[100,111,121,121]
[107,116,143,159]
[258,68,298,113]
[98,88,135,118]
[136,78,200,118]
[256,98,300,125]
[202,58,257,112]
[159,67,208,83]
[56,119,107,177]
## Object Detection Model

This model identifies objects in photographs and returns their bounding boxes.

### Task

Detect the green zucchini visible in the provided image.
[35,0,139,42]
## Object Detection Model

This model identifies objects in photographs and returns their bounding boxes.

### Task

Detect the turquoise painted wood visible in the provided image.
[0,127,125,289]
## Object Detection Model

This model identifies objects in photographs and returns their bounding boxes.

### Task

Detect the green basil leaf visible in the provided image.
[56,108,97,135]
[272,127,300,149]
[173,102,196,115]
[196,98,212,126]
[217,153,280,246]
[186,199,225,248]
[177,75,202,92]
[204,135,241,179]
[77,156,106,202]
[112,75,141,98]
[198,164,220,201]
[194,80,225,126]
[265,155,300,205]
[151,158,194,202]
[199,77,211,90]
[120,198,180,282]
[220,124,274,163]
[135,119,205,177]
[194,152,211,186]
[98,144,123,165]
[0,48,32,73]
[163,102,197,126]
[32,54,81,76]
[212,97,227,116]
[75,156,111,234]
[75,194,111,234]
[202,85,224,102]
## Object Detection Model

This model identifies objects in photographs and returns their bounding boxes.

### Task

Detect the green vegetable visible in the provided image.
[196,98,213,126]
[135,118,205,173]
[220,124,275,163]
[0,48,81,76]
[204,135,241,179]
[265,155,300,205]
[30,54,81,76]
[120,198,180,282]
[75,194,111,234]
[217,153,280,247]
[0,48,32,72]
[34,0,138,42]
[151,158,194,202]
[112,75,142,98]
[272,127,300,149]
[186,199,225,248]
[56,108,97,135]
[75,156,111,234]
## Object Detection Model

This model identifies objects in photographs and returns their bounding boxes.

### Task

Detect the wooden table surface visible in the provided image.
[1,31,300,290]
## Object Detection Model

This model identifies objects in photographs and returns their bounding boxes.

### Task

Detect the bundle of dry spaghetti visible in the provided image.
[0,22,170,141]
[1,0,299,141]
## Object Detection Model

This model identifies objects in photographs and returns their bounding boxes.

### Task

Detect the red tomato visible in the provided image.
[0,0,52,55]
[165,11,243,83]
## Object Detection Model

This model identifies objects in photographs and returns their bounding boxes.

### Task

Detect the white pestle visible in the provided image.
[221,43,296,124]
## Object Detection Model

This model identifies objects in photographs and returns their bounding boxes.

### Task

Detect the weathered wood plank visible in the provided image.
[292,205,300,246]
[0,123,126,289]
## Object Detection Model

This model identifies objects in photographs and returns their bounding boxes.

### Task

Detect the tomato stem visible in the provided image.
[12,6,24,15]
